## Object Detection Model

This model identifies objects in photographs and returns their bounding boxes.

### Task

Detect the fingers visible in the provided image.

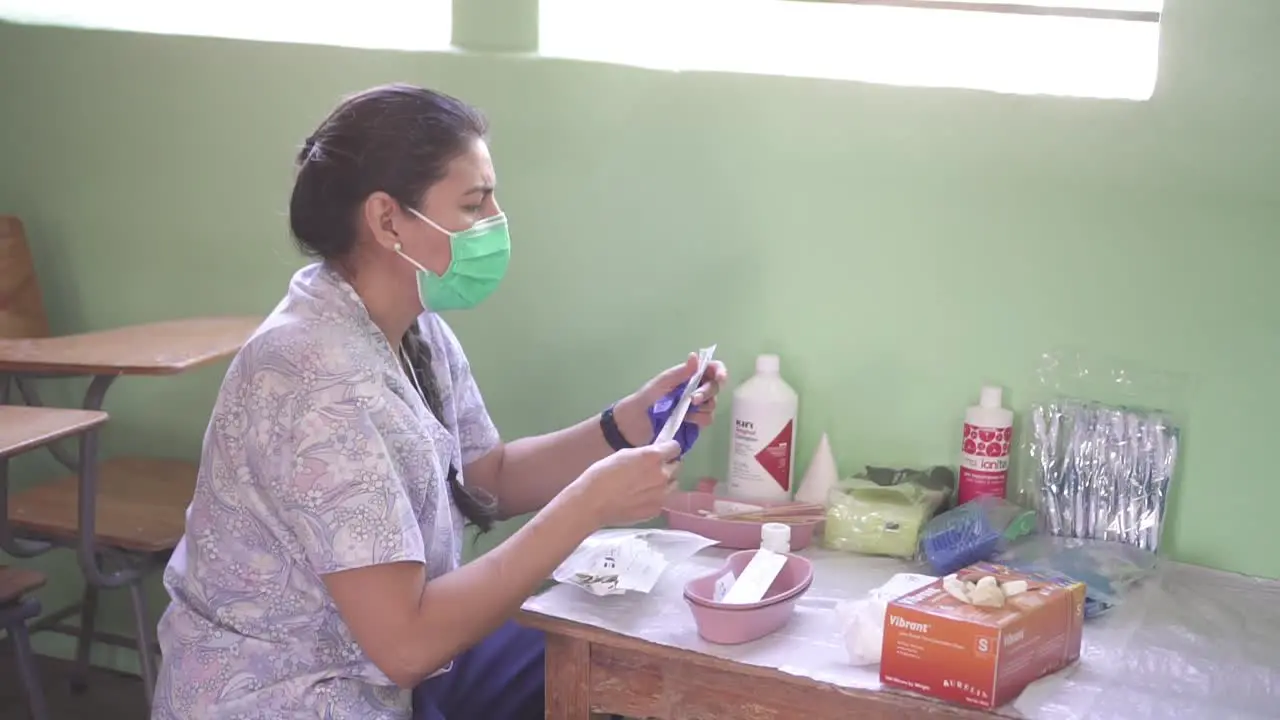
[690,360,728,405]
[648,439,682,463]
[643,355,725,408]
[645,354,698,399]
[662,459,682,485]
[667,354,700,382]
[686,399,717,428]
[706,360,729,386]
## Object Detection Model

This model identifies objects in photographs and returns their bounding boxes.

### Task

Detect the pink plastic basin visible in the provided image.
[682,550,814,645]
[663,490,823,550]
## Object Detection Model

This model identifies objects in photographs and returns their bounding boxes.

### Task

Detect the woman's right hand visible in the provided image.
[572,440,683,526]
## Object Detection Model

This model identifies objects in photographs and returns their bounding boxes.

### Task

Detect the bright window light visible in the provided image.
[540,0,1163,100]
[0,0,453,52]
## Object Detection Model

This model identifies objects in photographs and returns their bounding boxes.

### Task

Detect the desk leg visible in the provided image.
[546,633,609,720]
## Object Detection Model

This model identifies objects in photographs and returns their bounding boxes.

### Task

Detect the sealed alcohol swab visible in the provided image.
[655,344,716,445]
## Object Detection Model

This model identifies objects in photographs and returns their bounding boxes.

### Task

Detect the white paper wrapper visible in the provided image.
[552,529,718,596]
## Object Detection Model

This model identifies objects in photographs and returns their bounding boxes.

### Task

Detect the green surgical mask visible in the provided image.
[401,208,511,312]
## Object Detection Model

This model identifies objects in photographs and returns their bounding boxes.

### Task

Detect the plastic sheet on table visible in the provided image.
[525,550,1280,719]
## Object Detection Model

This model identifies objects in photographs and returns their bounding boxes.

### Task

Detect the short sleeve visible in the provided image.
[453,362,501,465]
[282,398,427,575]
[421,316,501,465]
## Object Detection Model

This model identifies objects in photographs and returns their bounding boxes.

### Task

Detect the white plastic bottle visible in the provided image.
[761,522,792,554]
[726,354,799,503]
[957,385,1014,505]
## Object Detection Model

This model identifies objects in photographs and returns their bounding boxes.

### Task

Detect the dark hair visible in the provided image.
[289,83,498,533]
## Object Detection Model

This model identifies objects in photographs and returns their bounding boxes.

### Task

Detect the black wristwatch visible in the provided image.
[600,403,637,451]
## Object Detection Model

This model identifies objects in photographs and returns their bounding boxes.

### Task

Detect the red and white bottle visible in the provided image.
[726,354,798,503]
[958,386,1014,505]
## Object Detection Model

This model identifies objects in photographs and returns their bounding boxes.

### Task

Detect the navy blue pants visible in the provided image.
[411,621,546,720]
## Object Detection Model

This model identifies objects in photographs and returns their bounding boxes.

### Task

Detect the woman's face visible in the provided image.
[406,136,501,276]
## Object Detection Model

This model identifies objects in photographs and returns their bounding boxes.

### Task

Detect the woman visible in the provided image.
[153,84,727,720]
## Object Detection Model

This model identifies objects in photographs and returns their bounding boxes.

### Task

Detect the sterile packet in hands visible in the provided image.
[650,345,717,450]
[552,529,717,597]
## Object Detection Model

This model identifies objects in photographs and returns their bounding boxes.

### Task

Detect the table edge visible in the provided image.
[0,315,262,375]
[516,608,991,718]
[0,407,110,459]
[0,354,235,376]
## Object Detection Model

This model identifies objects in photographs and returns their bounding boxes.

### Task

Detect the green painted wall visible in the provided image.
[1,0,1277,671]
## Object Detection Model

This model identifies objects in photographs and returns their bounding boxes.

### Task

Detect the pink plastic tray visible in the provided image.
[662,490,823,550]
[683,550,814,644]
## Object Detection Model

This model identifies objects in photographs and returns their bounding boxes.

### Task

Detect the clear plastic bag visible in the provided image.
[998,536,1158,618]
[1012,350,1188,555]
[823,466,955,558]
[834,573,937,666]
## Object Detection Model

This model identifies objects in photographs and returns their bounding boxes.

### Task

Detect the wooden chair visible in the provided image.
[0,215,257,705]
[0,565,50,720]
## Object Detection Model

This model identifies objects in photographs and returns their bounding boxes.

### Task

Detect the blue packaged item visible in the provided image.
[997,536,1157,619]
[648,381,701,456]
[921,497,1037,576]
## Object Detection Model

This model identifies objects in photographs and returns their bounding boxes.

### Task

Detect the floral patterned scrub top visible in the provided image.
[153,263,501,719]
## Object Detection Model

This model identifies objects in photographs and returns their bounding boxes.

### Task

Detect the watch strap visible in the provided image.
[600,403,636,451]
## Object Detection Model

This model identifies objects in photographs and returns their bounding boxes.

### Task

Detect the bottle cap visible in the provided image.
[761,522,791,552]
[756,354,781,374]
[979,385,1004,409]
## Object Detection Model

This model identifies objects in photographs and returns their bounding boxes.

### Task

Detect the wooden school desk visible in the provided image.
[0,315,259,703]
[0,404,110,720]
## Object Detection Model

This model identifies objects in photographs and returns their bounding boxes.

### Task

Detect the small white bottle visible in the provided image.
[958,385,1015,504]
[726,354,799,503]
[761,522,792,554]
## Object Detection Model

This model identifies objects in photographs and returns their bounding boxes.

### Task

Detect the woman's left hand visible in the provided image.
[615,354,730,444]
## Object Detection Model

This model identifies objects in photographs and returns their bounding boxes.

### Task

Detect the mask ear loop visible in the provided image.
[400,207,455,276]
[393,240,432,274]
[407,206,454,238]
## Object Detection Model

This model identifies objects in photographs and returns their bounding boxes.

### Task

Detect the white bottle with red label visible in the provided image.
[726,354,798,503]
[958,385,1014,505]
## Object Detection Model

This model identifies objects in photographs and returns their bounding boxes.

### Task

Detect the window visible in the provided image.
[540,0,1163,100]
[0,0,452,52]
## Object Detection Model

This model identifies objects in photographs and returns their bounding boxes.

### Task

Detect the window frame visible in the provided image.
[453,0,539,52]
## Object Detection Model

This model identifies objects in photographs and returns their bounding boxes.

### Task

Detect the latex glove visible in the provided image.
[649,381,708,455]
[837,573,936,666]
[837,597,889,666]
[615,354,729,453]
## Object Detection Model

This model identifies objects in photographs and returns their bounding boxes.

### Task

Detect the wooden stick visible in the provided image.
[723,515,825,524]
[713,503,825,521]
